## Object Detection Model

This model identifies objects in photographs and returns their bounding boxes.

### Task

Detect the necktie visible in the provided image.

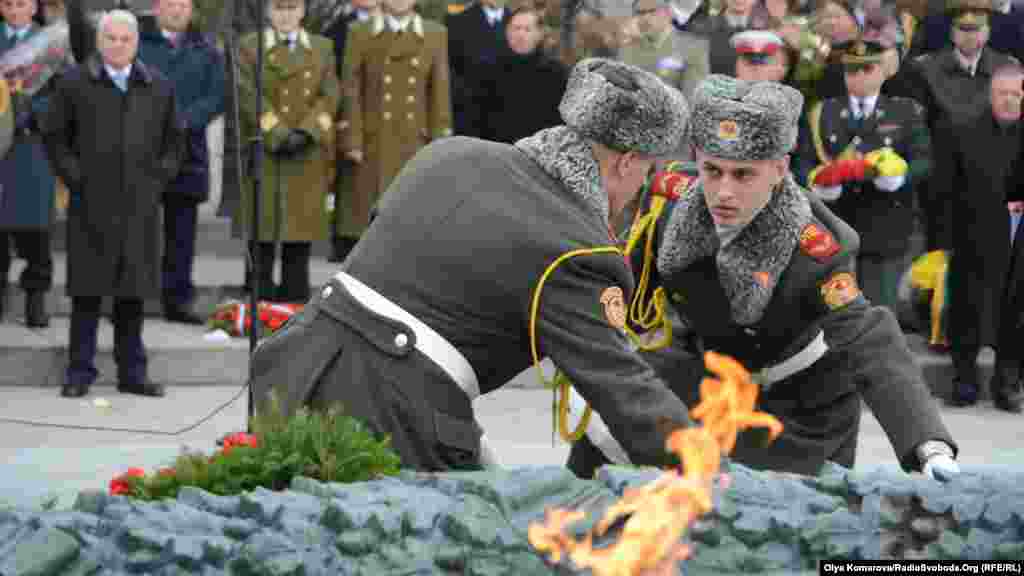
[113,72,127,92]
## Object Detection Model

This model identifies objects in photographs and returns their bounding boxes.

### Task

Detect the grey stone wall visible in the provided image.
[0,463,1021,576]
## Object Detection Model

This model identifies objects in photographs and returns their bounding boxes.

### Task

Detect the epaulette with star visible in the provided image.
[799,223,840,263]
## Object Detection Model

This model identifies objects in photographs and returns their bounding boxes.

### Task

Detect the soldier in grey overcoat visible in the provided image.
[250,59,699,472]
[566,75,960,483]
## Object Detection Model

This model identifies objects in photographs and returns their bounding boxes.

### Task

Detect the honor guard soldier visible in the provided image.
[250,59,696,472]
[798,40,930,311]
[565,74,960,482]
[238,0,341,303]
[339,0,452,252]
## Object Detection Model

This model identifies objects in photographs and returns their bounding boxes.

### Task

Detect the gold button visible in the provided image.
[407,112,414,120]
[282,89,289,96]
[384,93,391,102]
[411,57,419,67]
[383,111,391,120]
[282,106,290,114]
[305,71,312,78]
[406,95,415,103]
[384,75,392,84]
[408,76,416,85]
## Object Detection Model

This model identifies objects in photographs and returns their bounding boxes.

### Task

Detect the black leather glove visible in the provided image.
[279,129,313,157]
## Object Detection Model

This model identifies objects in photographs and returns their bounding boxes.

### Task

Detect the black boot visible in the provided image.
[991,364,1024,413]
[25,291,49,328]
[0,282,6,321]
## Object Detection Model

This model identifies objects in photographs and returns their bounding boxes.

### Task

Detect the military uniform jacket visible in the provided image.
[571,176,956,478]
[617,29,709,105]
[340,14,452,238]
[250,130,692,471]
[797,95,930,256]
[238,29,340,242]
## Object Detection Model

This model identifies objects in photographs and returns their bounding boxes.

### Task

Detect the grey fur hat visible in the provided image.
[559,58,690,157]
[689,75,804,161]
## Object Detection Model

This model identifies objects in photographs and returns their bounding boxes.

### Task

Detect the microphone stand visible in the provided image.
[221,0,265,432]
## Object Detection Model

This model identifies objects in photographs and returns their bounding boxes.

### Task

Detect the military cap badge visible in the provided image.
[821,273,861,310]
[799,223,839,262]
[718,120,740,141]
[600,286,627,330]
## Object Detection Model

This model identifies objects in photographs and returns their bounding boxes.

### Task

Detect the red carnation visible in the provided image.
[109,467,146,495]
[221,432,258,454]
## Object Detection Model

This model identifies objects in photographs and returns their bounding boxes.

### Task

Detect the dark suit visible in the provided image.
[797,95,931,309]
[445,3,507,137]
[931,112,1023,385]
[568,176,956,479]
[908,7,1024,64]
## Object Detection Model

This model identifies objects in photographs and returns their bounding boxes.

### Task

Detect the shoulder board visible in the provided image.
[650,171,693,200]
[447,4,469,15]
[820,271,861,310]
[799,222,840,263]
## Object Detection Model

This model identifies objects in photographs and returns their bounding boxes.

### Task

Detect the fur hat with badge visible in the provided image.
[688,74,804,161]
[558,58,691,157]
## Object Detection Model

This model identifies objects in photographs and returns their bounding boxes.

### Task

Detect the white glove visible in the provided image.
[922,454,960,483]
[873,174,906,192]
[325,193,336,213]
[812,185,843,202]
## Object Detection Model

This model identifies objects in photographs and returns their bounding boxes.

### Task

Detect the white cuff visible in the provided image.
[873,174,906,192]
[922,454,960,482]
[812,185,843,202]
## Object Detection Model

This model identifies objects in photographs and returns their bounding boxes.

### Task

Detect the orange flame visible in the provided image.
[528,351,784,576]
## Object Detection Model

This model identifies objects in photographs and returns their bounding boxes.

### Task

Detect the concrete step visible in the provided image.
[0,306,993,405]
[3,253,340,318]
[50,216,337,259]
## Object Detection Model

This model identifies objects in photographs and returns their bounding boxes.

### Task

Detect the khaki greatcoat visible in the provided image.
[339,14,452,238]
[238,29,341,243]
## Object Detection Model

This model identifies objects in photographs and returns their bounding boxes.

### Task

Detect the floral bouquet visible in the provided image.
[207,299,303,337]
[0,22,74,100]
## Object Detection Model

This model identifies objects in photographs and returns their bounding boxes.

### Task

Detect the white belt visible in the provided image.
[334,271,481,399]
[754,330,829,389]
[332,272,501,468]
[564,331,828,466]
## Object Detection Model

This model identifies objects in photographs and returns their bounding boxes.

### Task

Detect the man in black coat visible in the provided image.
[445,0,508,137]
[994,195,1024,413]
[932,64,1024,409]
[475,2,568,144]
[42,9,183,399]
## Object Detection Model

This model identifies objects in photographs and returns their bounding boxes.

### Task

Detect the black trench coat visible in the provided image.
[42,55,183,298]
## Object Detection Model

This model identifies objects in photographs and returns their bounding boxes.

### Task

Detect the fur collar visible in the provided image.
[515,126,609,224]
[657,175,812,325]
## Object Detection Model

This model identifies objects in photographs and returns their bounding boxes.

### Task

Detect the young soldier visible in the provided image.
[566,74,960,483]
[238,0,340,303]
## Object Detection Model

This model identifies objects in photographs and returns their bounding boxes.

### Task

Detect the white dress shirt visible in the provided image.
[482,6,504,26]
[105,63,132,91]
[387,14,413,33]
[5,24,29,42]
[850,93,879,119]
[954,49,983,76]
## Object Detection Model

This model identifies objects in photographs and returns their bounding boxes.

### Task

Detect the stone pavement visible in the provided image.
[0,386,1019,511]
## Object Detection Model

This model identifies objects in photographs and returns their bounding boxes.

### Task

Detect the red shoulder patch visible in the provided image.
[799,223,840,262]
[651,172,691,200]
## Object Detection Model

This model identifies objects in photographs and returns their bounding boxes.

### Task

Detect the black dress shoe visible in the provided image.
[165,308,205,325]
[947,378,979,407]
[117,380,166,397]
[994,389,1024,413]
[25,291,49,328]
[61,382,90,398]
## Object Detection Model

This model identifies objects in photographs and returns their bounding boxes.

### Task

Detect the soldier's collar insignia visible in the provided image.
[718,119,740,141]
[600,286,627,330]
[753,271,771,288]
[799,223,840,262]
[821,272,861,310]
